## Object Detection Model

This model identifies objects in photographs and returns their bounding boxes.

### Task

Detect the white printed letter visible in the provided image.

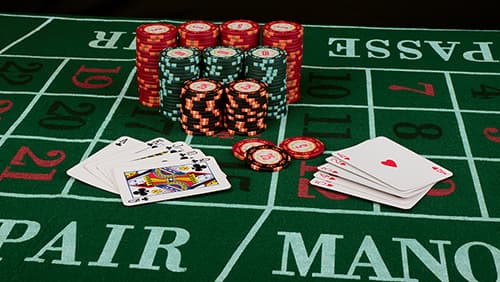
[463,42,499,62]
[272,231,342,277]
[328,38,360,58]
[0,219,40,261]
[129,226,189,272]
[24,221,81,266]
[89,31,126,49]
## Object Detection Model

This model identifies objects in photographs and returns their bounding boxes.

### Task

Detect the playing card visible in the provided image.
[144,137,173,149]
[322,158,392,190]
[130,140,191,161]
[154,149,207,163]
[103,148,207,175]
[321,158,428,198]
[66,136,147,193]
[82,137,173,192]
[310,176,432,209]
[89,139,191,190]
[113,156,231,206]
[331,136,453,192]
[96,148,207,191]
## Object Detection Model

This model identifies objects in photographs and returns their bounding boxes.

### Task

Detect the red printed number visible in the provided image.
[71,65,121,89]
[297,161,348,200]
[427,179,456,197]
[0,146,66,181]
[388,82,435,96]
[483,127,500,143]
[0,100,13,118]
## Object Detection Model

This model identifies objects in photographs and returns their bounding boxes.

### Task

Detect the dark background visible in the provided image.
[1,0,499,29]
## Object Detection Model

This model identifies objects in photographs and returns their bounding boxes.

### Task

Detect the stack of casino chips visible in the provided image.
[262,20,304,104]
[178,20,219,51]
[219,19,260,51]
[158,46,201,121]
[179,78,224,136]
[202,46,244,85]
[225,78,268,136]
[135,23,177,107]
[245,46,288,119]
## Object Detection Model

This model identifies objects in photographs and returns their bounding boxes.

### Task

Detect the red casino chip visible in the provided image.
[232,138,275,161]
[262,20,304,104]
[178,20,219,51]
[136,23,177,39]
[279,136,325,159]
[135,22,177,107]
[220,19,260,51]
[245,144,291,172]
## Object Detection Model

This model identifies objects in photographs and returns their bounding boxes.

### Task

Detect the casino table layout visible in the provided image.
[0,13,499,282]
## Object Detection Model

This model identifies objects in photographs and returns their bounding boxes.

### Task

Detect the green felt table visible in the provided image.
[0,13,499,282]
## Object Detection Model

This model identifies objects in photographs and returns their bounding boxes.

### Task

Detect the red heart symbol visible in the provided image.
[381,159,397,167]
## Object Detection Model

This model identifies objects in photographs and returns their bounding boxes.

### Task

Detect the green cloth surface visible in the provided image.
[0,13,499,281]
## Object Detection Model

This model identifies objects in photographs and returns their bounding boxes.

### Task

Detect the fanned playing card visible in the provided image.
[112,156,231,206]
[310,175,431,209]
[66,136,147,193]
[321,157,428,198]
[92,140,193,190]
[311,136,454,209]
[330,136,453,192]
[82,137,172,193]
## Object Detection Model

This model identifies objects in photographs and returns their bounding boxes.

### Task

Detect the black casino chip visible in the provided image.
[244,144,292,172]
[179,78,224,136]
[224,78,268,136]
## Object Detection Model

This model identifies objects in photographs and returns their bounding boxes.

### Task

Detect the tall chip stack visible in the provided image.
[178,20,219,51]
[219,19,260,51]
[244,46,288,119]
[158,46,201,121]
[202,46,244,85]
[135,23,177,107]
[224,78,268,136]
[262,21,304,104]
[135,19,306,136]
[179,78,224,136]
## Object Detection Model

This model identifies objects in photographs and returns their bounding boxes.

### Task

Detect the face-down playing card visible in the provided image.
[113,156,231,206]
[330,136,453,192]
